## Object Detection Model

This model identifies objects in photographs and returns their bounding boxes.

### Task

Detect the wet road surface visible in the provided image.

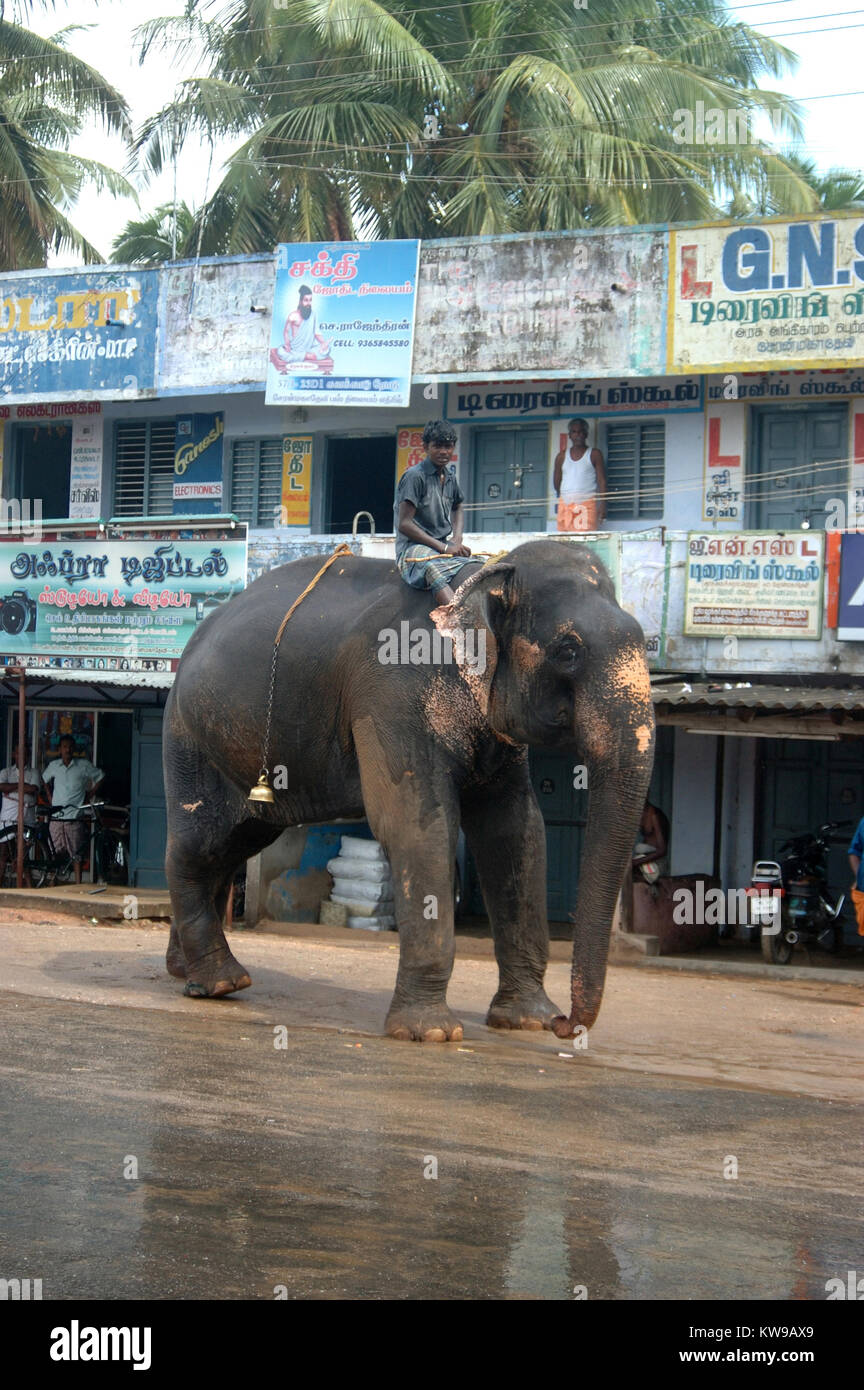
[2,943,863,1299]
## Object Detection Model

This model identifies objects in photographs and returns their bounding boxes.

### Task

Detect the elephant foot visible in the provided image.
[166,923,187,978]
[486,986,562,1032]
[182,951,252,998]
[386,1002,464,1043]
[166,949,187,980]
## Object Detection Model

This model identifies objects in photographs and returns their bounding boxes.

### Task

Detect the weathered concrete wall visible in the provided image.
[158,256,274,394]
[414,230,667,380]
[151,230,668,392]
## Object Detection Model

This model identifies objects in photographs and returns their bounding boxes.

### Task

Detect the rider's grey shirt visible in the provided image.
[394,457,464,562]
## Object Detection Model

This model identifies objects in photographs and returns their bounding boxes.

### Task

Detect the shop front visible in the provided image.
[653,683,864,946]
[0,518,247,888]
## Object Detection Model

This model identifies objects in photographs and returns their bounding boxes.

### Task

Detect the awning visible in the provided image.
[0,668,173,692]
[651,681,864,738]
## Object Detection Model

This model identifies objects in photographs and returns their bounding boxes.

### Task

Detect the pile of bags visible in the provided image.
[326,836,396,931]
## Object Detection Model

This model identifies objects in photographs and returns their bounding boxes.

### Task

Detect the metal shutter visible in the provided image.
[114,421,147,515]
[146,421,176,514]
[230,440,257,526]
[636,422,665,520]
[605,421,665,520]
[230,438,284,526]
[114,420,177,516]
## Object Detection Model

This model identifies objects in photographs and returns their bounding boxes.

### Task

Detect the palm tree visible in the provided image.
[111,201,198,264]
[779,157,864,214]
[0,8,134,268]
[134,0,818,253]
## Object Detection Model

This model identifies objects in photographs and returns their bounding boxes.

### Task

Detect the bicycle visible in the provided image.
[1,801,130,888]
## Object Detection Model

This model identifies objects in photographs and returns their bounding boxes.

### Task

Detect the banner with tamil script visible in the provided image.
[0,269,158,402]
[669,216,864,374]
[684,532,824,639]
[266,241,420,407]
[0,535,247,670]
[445,376,703,422]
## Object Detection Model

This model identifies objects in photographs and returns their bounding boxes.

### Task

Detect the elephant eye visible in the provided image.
[550,639,583,672]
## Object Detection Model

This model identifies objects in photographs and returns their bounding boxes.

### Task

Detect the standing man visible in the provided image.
[553,418,607,531]
[633,798,669,877]
[848,817,864,937]
[0,743,41,885]
[395,420,472,607]
[269,285,333,375]
[42,735,103,885]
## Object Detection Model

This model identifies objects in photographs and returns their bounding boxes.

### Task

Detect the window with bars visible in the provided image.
[230,438,284,527]
[113,420,177,516]
[603,421,665,520]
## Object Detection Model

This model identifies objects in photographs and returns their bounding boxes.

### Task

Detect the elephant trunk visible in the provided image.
[552,718,654,1039]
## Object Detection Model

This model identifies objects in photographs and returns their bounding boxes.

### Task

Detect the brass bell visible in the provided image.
[247,774,275,805]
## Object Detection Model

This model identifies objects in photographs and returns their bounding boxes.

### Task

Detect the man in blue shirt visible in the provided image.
[394,420,472,606]
[847,818,864,937]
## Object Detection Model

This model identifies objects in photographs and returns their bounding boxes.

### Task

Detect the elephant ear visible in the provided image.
[430,561,517,714]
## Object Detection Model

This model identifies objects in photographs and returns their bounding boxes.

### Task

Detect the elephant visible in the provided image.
[162,537,655,1042]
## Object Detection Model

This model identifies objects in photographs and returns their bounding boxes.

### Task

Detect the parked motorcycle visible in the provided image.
[749,820,850,965]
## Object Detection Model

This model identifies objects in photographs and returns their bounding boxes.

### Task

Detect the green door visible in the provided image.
[749,406,847,530]
[529,752,588,922]
[129,708,167,888]
[758,738,859,942]
[473,427,548,532]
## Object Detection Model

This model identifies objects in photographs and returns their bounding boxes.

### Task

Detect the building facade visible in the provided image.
[2,215,864,932]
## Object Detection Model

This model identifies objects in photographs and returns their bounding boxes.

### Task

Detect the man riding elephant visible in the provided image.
[162,538,655,1042]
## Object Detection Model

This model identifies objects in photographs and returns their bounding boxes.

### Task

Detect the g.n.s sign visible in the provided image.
[668,216,864,373]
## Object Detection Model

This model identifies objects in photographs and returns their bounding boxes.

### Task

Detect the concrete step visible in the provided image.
[0,885,171,921]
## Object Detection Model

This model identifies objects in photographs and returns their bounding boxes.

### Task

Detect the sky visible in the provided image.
[22,0,864,268]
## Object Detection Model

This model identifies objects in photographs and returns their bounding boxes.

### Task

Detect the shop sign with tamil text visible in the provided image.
[669,216,864,374]
[684,531,824,639]
[0,533,247,669]
[281,435,312,526]
[266,241,420,408]
[706,367,864,402]
[445,376,703,422]
[0,269,158,402]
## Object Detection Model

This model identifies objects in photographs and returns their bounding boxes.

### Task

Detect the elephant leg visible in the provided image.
[461,765,563,1031]
[352,715,462,1042]
[164,734,281,997]
[165,862,248,981]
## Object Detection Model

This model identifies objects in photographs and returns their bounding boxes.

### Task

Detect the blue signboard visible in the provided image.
[266,241,420,408]
[837,532,864,640]
[173,413,224,515]
[0,268,158,402]
[0,536,247,668]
